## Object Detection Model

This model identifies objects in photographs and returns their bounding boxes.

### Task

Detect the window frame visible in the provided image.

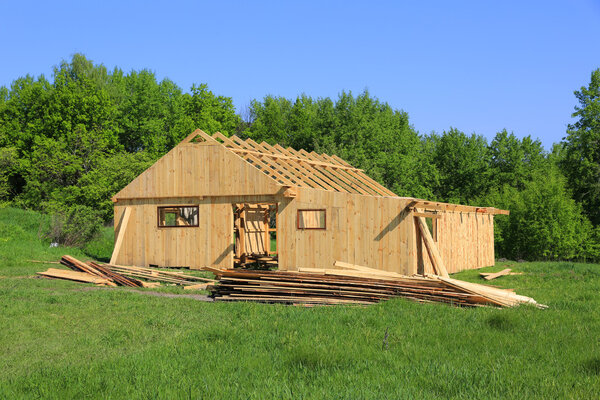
[157,205,199,228]
[296,208,327,230]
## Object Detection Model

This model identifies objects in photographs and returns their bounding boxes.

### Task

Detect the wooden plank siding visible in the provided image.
[113,143,282,200]
[277,188,416,274]
[115,195,279,269]
[436,211,495,273]
[112,140,285,269]
[114,190,496,273]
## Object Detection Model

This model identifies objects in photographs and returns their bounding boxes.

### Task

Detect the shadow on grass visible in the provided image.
[286,346,352,373]
[486,314,516,331]
[582,357,600,375]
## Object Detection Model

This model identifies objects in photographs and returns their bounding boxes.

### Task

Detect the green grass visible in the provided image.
[1,206,600,398]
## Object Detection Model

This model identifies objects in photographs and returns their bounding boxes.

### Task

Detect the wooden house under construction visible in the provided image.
[111,129,508,275]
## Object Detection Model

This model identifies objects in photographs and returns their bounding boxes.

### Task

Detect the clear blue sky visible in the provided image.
[1,0,599,150]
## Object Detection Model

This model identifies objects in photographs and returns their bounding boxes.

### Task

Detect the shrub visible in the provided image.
[43,204,103,247]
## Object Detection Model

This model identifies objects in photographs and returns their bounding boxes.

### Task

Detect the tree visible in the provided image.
[561,68,600,224]
[427,128,490,204]
[485,166,598,261]
[182,84,241,139]
[244,91,438,198]
[488,130,547,191]
[0,54,240,222]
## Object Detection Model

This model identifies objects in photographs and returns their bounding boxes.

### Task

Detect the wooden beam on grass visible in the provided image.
[482,268,512,281]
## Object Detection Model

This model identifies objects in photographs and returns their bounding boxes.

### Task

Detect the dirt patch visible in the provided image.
[77,286,213,302]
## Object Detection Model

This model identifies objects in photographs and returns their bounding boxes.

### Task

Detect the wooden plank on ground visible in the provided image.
[333,260,404,278]
[482,268,511,280]
[184,283,212,290]
[37,268,115,285]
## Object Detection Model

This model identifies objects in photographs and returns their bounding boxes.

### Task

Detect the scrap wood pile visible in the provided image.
[208,261,546,308]
[36,255,216,289]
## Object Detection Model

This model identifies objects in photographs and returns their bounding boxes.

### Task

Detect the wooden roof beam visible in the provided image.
[263,143,352,194]
[211,132,297,187]
[323,153,396,197]
[226,143,362,171]
[230,136,324,190]
[406,199,509,215]
[240,138,335,191]
[294,148,374,196]
[310,151,387,196]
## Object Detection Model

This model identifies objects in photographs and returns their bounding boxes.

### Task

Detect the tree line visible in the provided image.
[0,54,598,261]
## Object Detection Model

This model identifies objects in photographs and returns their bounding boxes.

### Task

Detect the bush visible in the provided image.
[484,167,598,261]
[43,204,103,247]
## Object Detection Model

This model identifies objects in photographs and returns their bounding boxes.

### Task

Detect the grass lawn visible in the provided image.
[1,206,600,399]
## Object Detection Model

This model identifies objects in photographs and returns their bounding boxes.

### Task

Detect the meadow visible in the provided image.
[1,207,599,399]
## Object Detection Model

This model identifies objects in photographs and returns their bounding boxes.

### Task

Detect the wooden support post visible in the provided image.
[234,208,241,258]
[264,207,270,256]
[239,207,246,264]
[110,207,131,265]
[415,218,424,275]
[415,216,449,278]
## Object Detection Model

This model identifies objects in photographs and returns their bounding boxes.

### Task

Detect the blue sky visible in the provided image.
[1,0,599,149]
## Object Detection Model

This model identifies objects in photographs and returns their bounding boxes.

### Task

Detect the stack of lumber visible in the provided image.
[59,255,143,287]
[38,256,216,289]
[208,262,546,308]
[97,263,216,286]
[37,268,116,286]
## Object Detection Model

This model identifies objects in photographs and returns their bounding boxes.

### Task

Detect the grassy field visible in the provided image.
[1,207,600,399]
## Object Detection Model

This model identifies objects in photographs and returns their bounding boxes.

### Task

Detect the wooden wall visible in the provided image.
[114,143,281,199]
[277,187,495,274]
[277,188,417,274]
[114,195,279,269]
[112,141,286,269]
[436,211,495,273]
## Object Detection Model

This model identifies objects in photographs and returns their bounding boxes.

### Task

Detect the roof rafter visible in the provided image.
[185,130,397,198]
[250,140,347,193]
[224,134,322,190]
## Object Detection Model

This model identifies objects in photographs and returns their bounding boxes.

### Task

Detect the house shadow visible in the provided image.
[374,208,409,241]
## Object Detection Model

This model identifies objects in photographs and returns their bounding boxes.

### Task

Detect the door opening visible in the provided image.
[233,203,277,269]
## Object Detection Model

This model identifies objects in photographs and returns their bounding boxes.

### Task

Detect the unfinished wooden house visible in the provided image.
[111,129,508,275]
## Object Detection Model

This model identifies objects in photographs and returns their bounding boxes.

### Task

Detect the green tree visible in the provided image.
[244,96,294,145]
[427,128,490,204]
[488,130,547,190]
[244,91,438,198]
[0,54,240,223]
[561,68,600,224]
[486,166,597,261]
[55,151,155,221]
[182,84,241,139]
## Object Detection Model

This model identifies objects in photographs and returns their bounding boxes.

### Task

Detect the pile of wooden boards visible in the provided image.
[36,255,216,289]
[208,261,546,308]
[97,263,215,287]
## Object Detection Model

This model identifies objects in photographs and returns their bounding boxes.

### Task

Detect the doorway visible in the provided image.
[233,203,277,268]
